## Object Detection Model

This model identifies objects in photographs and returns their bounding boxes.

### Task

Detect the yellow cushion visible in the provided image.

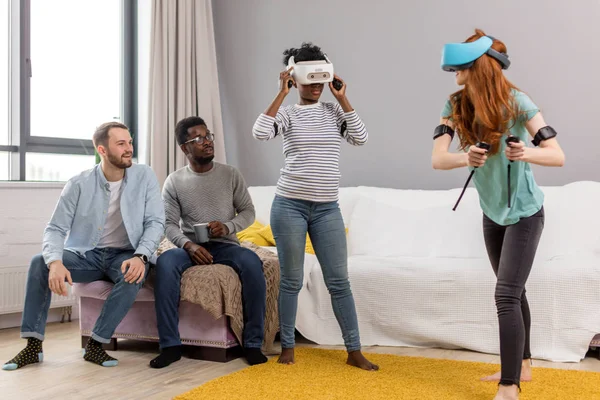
[236,220,272,247]
[238,221,348,255]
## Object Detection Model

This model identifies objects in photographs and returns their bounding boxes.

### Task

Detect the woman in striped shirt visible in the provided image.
[252,42,378,371]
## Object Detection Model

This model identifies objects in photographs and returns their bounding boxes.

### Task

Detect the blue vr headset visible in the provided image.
[441,36,510,72]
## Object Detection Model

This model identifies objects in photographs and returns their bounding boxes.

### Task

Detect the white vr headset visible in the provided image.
[287,54,335,85]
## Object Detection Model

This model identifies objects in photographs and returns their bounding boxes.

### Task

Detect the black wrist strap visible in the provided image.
[434,124,455,140]
[532,126,557,146]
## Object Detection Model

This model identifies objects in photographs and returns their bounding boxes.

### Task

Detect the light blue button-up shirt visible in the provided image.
[42,163,165,265]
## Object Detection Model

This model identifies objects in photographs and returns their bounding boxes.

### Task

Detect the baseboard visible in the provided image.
[0,305,80,330]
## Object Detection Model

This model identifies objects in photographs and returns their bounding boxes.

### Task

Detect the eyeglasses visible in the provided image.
[183,132,215,146]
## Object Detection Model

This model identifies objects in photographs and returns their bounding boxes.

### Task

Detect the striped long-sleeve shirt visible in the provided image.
[252,101,368,202]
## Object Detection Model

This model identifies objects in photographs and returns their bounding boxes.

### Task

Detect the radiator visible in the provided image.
[0,266,77,315]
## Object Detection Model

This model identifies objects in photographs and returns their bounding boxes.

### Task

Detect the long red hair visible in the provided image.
[449,29,524,155]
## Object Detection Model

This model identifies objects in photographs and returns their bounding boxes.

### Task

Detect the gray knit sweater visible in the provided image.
[162,162,255,247]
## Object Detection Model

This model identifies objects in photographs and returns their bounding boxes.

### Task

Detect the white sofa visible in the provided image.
[247,181,600,362]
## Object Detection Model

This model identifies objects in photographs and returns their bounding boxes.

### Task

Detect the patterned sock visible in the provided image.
[83,338,118,367]
[2,338,44,371]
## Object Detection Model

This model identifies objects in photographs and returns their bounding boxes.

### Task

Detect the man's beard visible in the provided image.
[107,151,133,169]
[194,155,214,165]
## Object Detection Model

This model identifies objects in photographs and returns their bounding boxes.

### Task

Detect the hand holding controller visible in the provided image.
[505,135,520,163]
[505,136,520,145]
[467,141,490,168]
[332,78,343,91]
[278,67,294,94]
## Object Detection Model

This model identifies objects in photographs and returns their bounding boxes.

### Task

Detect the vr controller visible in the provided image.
[505,135,520,163]
[504,135,520,208]
[505,135,520,145]
[474,142,490,157]
[452,141,489,211]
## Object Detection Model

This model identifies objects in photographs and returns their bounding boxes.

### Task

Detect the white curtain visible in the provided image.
[147,0,226,186]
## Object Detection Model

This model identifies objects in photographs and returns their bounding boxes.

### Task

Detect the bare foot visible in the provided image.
[482,360,531,382]
[277,348,295,365]
[493,384,519,400]
[346,350,379,371]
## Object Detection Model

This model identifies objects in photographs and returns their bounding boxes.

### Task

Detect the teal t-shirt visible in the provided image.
[441,90,544,226]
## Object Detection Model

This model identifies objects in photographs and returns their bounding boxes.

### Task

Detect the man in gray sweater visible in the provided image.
[150,116,267,368]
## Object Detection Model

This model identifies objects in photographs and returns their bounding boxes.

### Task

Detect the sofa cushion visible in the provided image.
[533,181,600,260]
[247,186,277,225]
[348,192,487,259]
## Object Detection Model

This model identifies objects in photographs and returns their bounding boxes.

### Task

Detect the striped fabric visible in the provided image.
[252,102,368,202]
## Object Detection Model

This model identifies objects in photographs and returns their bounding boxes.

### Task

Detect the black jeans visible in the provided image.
[483,207,544,387]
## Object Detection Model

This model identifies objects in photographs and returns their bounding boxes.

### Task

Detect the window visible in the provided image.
[1,2,9,147]
[30,0,121,141]
[0,152,10,180]
[0,0,137,181]
[26,152,96,181]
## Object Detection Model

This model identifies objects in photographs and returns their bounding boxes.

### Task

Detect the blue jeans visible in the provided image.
[21,248,146,343]
[154,242,266,349]
[270,195,361,352]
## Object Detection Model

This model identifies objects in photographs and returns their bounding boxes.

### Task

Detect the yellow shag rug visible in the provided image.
[174,348,600,400]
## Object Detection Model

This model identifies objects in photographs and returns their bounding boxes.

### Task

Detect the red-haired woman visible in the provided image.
[432,29,565,400]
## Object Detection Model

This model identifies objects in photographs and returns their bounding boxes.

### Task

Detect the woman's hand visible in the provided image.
[505,140,527,161]
[279,67,294,95]
[329,74,346,100]
[467,145,488,167]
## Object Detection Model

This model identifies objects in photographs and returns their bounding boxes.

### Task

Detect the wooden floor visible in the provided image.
[1,322,599,400]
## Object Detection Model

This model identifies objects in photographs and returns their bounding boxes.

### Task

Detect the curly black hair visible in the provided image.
[282,42,326,66]
[175,116,206,145]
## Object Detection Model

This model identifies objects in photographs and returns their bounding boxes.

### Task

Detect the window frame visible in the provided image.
[0,0,138,181]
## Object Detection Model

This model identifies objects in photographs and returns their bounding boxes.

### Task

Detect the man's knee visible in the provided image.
[117,275,146,293]
[28,254,48,279]
[242,250,263,270]
[240,250,264,275]
[230,249,265,289]
[155,248,189,278]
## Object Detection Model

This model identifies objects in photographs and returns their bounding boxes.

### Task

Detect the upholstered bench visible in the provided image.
[73,240,279,362]
[73,280,240,361]
[590,334,600,360]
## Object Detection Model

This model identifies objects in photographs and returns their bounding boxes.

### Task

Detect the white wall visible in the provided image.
[213,0,600,190]
[0,183,78,329]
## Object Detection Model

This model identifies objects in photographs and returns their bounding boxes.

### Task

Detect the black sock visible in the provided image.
[83,338,118,367]
[149,346,182,369]
[245,348,267,366]
[2,338,43,370]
